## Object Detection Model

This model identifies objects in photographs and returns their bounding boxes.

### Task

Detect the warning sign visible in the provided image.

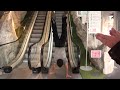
[91,50,101,58]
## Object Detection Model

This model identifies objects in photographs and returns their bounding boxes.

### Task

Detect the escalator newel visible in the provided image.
[2,66,12,73]
[32,67,41,74]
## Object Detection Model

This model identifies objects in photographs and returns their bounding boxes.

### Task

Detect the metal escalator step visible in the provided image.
[34,22,44,26]
[57,26,62,29]
[56,17,62,19]
[35,20,45,23]
[31,33,42,38]
[37,14,46,17]
[56,18,62,23]
[56,20,62,23]
[33,26,43,30]
[55,14,63,17]
[38,11,47,14]
[57,29,62,33]
[55,12,64,14]
[32,30,43,34]
[55,11,64,13]
[56,22,62,26]
[55,12,64,15]
[55,14,64,16]
[36,16,45,20]
[30,38,40,43]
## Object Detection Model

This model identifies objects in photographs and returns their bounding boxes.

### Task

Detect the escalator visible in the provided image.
[1,11,48,74]
[41,11,65,75]
[23,11,47,73]
[0,11,81,79]
[47,11,82,79]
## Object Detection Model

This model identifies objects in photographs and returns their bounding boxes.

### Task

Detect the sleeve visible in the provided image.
[108,41,120,65]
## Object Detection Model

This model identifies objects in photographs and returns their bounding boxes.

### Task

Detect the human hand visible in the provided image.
[109,28,120,39]
[96,28,120,48]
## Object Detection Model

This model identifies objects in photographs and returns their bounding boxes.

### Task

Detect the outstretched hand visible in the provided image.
[96,28,120,48]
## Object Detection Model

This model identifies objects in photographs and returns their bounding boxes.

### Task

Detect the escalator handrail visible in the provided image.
[67,12,81,68]
[42,25,53,68]
[4,11,39,69]
[67,19,76,67]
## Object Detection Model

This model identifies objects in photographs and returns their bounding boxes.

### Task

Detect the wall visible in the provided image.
[0,11,27,67]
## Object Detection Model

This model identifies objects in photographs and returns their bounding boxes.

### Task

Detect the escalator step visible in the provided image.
[31,33,42,38]
[34,23,44,26]
[36,17,45,20]
[32,30,43,34]
[30,38,40,43]
[37,14,46,17]
[35,20,45,23]
[33,26,43,30]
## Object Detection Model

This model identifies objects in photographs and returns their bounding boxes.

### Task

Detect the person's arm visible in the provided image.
[108,41,120,65]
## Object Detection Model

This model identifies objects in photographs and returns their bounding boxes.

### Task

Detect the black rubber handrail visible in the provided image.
[27,11,48,73]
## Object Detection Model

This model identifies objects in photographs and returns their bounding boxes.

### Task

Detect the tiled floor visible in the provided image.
[105,62,120,79]
[2,61,120,79]
[48,65,82,79]
[0,62,82,79]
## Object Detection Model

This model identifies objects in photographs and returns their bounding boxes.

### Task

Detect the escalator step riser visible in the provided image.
[36,17,45,20]
[31,34,42,38]
[34,23,44,26]
[38,12,47,14]
[32,30,43,34]
[57,26,62,29]
[56,23,62,26]
[35,20,45,23]
[37,15,46,17]
[33,26,43,30]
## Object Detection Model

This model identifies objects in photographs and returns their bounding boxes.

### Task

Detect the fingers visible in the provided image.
[96,33,105,40]
[110,28,120,38]
[96,33,110,45]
